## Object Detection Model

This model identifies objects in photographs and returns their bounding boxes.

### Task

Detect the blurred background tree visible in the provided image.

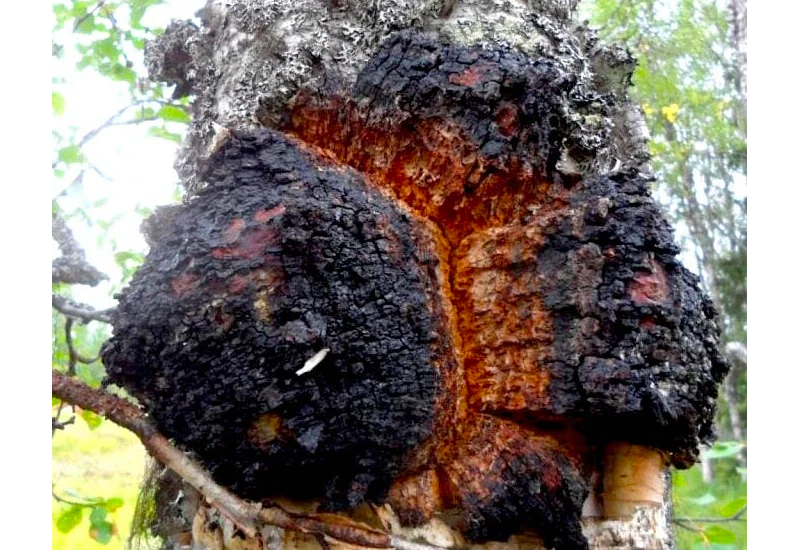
[51,1,746,548]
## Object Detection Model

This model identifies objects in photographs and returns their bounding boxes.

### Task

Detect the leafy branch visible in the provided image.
[53,488,124,544]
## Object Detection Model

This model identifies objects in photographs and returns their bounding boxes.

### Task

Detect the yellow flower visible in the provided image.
[661,103,680,123]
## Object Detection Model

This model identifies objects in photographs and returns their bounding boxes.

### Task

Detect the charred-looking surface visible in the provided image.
[104,130,452,506]
[106,25,727,550]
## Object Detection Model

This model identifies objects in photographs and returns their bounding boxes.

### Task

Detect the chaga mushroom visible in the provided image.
[102,33,728,550]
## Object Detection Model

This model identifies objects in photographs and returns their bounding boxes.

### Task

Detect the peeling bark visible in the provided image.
[98,1,729,549]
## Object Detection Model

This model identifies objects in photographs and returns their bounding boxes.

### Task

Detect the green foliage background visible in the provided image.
[52,1,746,548]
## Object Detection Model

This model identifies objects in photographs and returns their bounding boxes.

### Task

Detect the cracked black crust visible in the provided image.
[102,129,446,506]
[351,31,577,182]
[536,172,729,467]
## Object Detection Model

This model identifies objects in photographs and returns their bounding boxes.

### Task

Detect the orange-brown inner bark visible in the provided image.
[285,98,587,521]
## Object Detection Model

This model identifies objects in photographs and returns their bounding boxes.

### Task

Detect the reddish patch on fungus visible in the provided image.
[495,103,519,137]
[228,274,250,294]
[212,227,279,260]
[213,306,234,332]
[639,316,657,330]
[628,260,670,305]
[223,218,246,243]
[254,204,287,223]
[538,454,564,492]
[170,272,198,297]
[449,64,489,87]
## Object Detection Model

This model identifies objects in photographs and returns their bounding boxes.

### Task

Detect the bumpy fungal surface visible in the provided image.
[107,12,728,550]
[104,130,453,507]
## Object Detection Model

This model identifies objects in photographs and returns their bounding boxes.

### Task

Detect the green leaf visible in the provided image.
[110,65,137,85]
[52,92,65,115]
[687,492,716,506]
[81,409,103,430]
[103,497,124,512]
[130,0,164,29]
[89,521,114,544]
[89,506,108,525]
[157,104,190,123]
[95,38,119,61]
[57,145,85,165]
[74,15,97,34]
[56,506,83,534]
[148,126,183,144]
[53,4,70,26]
[704,525,736,544]
[114,251,144,267]
[720,496,746,518]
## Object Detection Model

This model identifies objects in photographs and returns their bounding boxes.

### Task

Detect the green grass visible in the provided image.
[673,464,747,550]
[52,412,153,550]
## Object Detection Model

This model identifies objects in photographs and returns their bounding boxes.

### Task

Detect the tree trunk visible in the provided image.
[105,1,729,549]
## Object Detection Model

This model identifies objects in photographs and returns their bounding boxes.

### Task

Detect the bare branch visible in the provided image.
[63,317,100,371]
[51,371,453,550]
[74,101,176,150]
[49,416,75,433]
[52,216,107,286]
[52,294,113,324]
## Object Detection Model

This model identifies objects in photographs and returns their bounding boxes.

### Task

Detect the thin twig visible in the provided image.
[674,506,747,524]
[75,108,156,150]
[673,519,705,533]
[53,294,113,324]
[51,371,454,550]
[50,416,75,434]
[52,491,96,507]
[63,316,100,365]
[73,1,106,33]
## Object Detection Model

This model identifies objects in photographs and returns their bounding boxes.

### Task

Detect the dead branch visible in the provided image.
[52,216,107,286]
[51,370,452,550]
[51,411,76,434]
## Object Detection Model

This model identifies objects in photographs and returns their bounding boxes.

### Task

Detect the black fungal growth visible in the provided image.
[102,129,444,507]
[352,31,581,181]
[536,172,729,466]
